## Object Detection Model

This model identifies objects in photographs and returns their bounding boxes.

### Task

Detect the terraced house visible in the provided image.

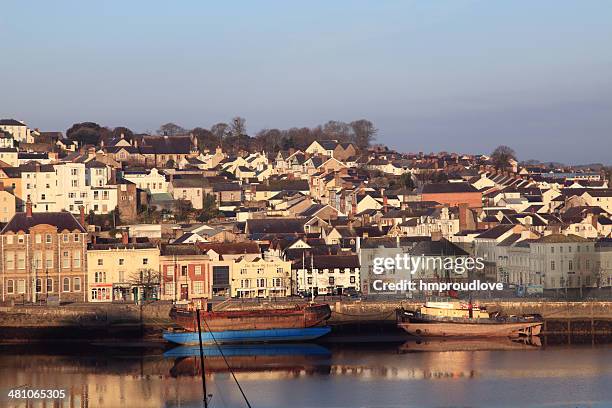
[0,201,88,303]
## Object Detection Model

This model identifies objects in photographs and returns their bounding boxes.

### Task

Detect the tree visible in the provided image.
[323,120,351,142]
[229,117,247,138]
[128,268,161,302]
[350,119,377,150]
[399,172,415,190]
[66,122,110,146]
[158,122,186,136]
[111,126,134,140]
[211,122,229,145]
[197,194,220,222]
[174,199,194,222]
[165,159,176,168]
[191,127,218,152]
[491,145,517,171]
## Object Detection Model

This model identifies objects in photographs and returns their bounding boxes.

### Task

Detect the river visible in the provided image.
[0,338,610,408]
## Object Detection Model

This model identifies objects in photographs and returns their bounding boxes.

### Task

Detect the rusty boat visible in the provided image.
[164,302,332,344]
[397,301,543,339]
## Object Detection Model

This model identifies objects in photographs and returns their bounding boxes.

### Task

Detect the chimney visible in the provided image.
[381,189,388,213]
[79,205,85,227]
[122,231,129,244]
[26,198,33,218]
[458,203,470,231]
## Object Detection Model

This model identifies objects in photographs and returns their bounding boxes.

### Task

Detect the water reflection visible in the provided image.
[0,339,610,408]
[165,344,332,376]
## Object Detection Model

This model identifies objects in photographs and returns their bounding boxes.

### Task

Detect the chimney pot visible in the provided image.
[26,198,33,217]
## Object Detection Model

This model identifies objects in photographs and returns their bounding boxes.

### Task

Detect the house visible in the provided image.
[0,189,16,223]
[0,119,33,143]
[231,256,292,298]
[0,148,18,167]
[294,254,360,295]
[122,168,168,194]
[87,237,160,302]
[0,202,88,303]
[305,140,357,161]
[159,244,211,301]
[169,178,207,210]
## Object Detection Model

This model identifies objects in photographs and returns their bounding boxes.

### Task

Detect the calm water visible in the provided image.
[0,340,611,408]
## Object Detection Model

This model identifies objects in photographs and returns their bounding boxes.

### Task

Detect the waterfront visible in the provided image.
[0,340,611,408]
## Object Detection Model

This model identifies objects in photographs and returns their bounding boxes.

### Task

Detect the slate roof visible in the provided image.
[2,212,86,234]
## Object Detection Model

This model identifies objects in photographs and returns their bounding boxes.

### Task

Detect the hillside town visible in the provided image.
[0,118,611,305]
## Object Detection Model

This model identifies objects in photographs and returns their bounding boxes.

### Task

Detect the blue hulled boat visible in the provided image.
[163,326,332,345]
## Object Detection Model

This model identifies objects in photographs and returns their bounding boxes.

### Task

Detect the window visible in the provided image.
[62,251,70,268]
[17,279,26,294]
[257,278,265,287]
[74,234,79,242]
[307,277,312,285]
[17,235,24,244]
[273,278,282,287]
[181,266,188,277]
[143,258,148,265]
[6,279,14,294]
[568,261,573,271]
[17,252,25,269]
[350,276,356,284]
[5,235,13,245]
[63,277,70,292]
[240,268,247,275]
[46,278,53,293]
[194,265,202,275]
[95,272,107,283]
[550,261,555,271]
[119,258,124,266]
[329,277,335,285]
[36,278,42,293]
[33,251,42,269]
[74,278,81,292]
[71,168,78,176]
[194,281,204,294]
[46,234,52,244]
[276,267,283,273]
[63,234,69,243]
[73,251,81,268]
[166,266,174,276]
[97,259,103,266]
[35,234,42,244]
[5,251,14,270]
[165,283,175,296]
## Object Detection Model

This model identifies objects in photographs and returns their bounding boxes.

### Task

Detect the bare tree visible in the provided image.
[323,120,351,142]
[210,122,229,144]
[128,268,162,301]
[350,119,377,150]
[491,145,517,171]
[229,116,247,138]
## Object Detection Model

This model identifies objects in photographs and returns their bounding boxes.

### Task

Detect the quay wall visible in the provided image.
[0,300,610,329]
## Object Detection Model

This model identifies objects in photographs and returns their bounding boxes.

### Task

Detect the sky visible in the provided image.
[1,0,611,164]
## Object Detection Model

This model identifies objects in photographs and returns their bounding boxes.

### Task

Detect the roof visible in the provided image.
[196,242,260,255]
[2,212,86,234]
[476,224,515,239]
[534,234,589,244]
[0,119,26,126]
[422,182,479,194]
[294,254,360,269]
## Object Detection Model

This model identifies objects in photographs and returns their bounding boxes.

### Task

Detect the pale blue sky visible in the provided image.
[1,0,611,164]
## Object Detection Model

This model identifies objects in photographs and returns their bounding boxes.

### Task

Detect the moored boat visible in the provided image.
[165,302,332,344]
[397,301,543,338]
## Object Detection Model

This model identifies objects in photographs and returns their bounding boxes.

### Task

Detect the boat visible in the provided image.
[164,302,332,344]
[396,301,543,338]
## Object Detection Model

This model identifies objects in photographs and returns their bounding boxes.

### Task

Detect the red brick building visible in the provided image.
[421,182,483,208]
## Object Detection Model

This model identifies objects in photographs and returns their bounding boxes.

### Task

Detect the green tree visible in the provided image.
[197,194,219,222]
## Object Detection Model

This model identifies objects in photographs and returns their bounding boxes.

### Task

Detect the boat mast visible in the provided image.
[195,309,210,408]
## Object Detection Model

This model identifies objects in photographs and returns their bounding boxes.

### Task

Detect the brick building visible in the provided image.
[421,182,483,208]
[0,201,88,303]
